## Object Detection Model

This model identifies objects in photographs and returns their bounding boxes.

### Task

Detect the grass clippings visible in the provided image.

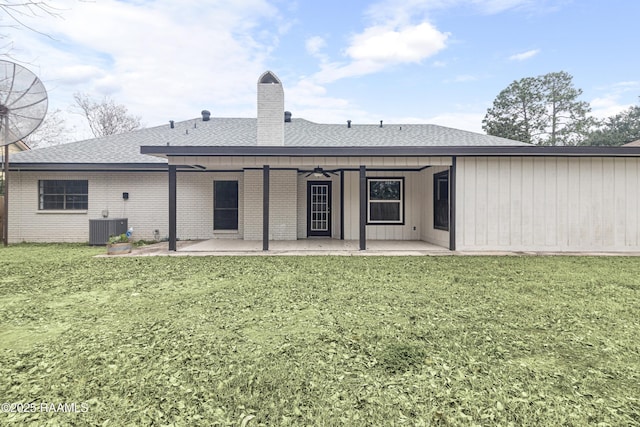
[0,244,639,426]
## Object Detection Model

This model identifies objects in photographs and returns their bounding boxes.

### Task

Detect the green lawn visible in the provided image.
[1,245,639,426]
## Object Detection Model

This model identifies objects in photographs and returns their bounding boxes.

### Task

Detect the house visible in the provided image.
[7,71,640,252]
[2,139,31,243]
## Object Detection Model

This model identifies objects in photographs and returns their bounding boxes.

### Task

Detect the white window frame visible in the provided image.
[367,178,404,225]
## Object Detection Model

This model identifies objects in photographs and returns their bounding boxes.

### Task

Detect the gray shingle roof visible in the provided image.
[10,117,526,164]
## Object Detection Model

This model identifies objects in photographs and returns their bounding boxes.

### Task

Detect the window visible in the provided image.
[367,178,404,224]
[434,171,449,230]
[213,181,238,230]
[39,180,88,210]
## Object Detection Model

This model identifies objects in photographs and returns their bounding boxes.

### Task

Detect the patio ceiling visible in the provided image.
[168,154,452,170]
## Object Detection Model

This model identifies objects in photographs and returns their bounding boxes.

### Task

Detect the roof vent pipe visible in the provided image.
[347,120,351,128]
[169,120,174,129]
[380,120,383,128]
[284,111,292,122]
[201,110,211,121]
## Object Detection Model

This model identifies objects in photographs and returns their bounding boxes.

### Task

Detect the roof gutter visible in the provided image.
[8,162,168,172]
[140,145,640,158]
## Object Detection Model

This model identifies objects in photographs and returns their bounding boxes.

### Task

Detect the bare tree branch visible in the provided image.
[73,92,142,138]
[24,107,72,148]
[0,1,64,40]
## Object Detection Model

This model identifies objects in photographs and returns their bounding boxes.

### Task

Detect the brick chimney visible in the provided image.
[257,71,284,146]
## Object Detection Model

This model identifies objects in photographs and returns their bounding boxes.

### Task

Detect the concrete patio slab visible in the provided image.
[100,239,640,257]
[179,239,450,255]
[117,239,451,256]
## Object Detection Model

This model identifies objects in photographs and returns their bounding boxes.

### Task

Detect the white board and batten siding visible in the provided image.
[456,157,640,251]
[421,167,450,248]
[342,171,423,241]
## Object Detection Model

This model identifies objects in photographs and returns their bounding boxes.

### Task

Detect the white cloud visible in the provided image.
[305,0,540,87]
[0,0,570,144]
[4,0,284,139]
[48,64,106,85]
[470,0,535,15]
[347,23,448,64]
[597,81,640,94]
[306,36,327,56]
[364,0,538,24]
[289,80,327,99]
[509,49,540,61]
[284,79,369,124]
[589,81,640,119]
[446,75,478,83]
[288,80,352,110]
[590,96,633,120]
[312,60,383,84]
[311,22,449,84]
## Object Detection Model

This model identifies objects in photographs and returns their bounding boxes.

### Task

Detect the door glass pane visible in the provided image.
[310,184,329,232]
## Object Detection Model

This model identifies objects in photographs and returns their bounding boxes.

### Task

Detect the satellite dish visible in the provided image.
[1,60,48,246]
[0,60,48,145]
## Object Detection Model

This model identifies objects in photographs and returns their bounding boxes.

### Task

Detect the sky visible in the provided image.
[3,0,640,143]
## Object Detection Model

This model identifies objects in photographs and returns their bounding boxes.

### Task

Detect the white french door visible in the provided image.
[307,182,332,237]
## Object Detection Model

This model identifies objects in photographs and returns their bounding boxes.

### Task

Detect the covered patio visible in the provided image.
[139,146,457,253]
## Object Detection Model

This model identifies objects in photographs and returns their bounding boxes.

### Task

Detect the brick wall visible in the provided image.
[269,170,297,240]
[179,172,244,240]
[243,170,263,240]
[257,78,284,146]
[7,170,244,243]
[243,169,297,241]
[8,171,169,243]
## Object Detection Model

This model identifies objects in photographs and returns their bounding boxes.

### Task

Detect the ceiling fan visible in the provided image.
[301,166,338,178]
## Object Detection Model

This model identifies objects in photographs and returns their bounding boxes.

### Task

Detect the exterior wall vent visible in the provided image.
[260,72,280,84]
